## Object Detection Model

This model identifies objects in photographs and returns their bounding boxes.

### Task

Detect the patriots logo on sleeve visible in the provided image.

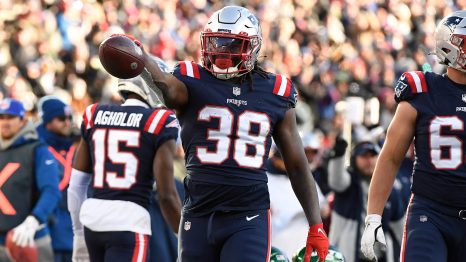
[165,116,180,129]
[395,80,407,98]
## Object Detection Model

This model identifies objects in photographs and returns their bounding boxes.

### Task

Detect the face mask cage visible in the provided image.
[201,31,260,79]
[451,34,466,68]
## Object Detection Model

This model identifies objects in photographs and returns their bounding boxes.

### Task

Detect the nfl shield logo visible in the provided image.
[184,221,191,231]
[462,94,466,103]
[233,87,241,96]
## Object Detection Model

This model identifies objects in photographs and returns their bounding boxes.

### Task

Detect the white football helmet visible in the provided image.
[201,6,262,79]
[434,10,466,72]
[118,56,169,108]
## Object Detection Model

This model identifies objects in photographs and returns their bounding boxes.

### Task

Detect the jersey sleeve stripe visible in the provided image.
[185,61,194,77]
[273,74,290,97]
[143,110,158,132]
[414,71,428,92]
[406,71,425,93]
[180,61,187,76]
[272,74,282,95]
[84,104,98,129]
[191,62,200,79]
[283,77,291,97]
[146,110,171,135]
[403,72,417,93]
[154,111,171,135]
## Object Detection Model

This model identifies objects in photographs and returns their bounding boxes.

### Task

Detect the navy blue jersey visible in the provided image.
[394,71,466,207]
[81,102,178,209]
[172,61,296,214]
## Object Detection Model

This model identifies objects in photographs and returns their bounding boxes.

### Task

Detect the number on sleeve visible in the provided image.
[92,129,140,189]
[430,116,463,170]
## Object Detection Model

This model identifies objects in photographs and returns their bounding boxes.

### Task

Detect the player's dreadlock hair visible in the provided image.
[244,62,270,91]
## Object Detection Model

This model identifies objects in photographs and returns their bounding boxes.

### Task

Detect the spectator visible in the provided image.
[36,96,75,262]
[267,146,328,258]
[0,98,60,262]
[327,139,405,262]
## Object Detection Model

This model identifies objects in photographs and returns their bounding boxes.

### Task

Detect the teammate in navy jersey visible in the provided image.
[362,10,466,262]
[130,5,328,262]
[68,75,181,262]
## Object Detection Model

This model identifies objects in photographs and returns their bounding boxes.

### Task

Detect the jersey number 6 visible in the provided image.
[430,116,463,170]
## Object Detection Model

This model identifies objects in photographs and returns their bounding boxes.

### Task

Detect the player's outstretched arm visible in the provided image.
[367,102,416,215]
[273,108,329,261]
[153,139,182,233]
[141,48,189,111]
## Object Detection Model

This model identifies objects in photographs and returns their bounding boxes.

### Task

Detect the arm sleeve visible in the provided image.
[153,113,180,149]
[327,156,351,192]
[67,168,92,235]
[287,81,297,109]
[32,145,61,223]
[394,71,427,103]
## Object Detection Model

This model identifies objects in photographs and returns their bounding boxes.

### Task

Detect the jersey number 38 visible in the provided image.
[196,106,271,169]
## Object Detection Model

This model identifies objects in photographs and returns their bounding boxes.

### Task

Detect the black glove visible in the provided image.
[329,137,348,158]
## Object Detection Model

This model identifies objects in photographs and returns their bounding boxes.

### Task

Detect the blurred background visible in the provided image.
[1,0,462,261]
[0,0,456,142]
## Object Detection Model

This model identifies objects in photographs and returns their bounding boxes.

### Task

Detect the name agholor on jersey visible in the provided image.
[93,110,143,127]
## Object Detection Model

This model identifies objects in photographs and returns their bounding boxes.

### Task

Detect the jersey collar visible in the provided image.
[122,99,150,108]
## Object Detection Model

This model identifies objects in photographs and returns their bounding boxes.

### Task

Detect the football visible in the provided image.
[5,230,38,262]
[99,35,145,79]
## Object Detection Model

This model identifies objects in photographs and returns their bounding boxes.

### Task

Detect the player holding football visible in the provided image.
[68,65,182,261]
[361,10,466,262]
[135,6,328,262]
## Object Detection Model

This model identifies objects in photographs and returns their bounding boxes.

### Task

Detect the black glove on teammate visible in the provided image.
[329,137,348,158]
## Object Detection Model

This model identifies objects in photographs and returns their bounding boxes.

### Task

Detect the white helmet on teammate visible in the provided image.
[118,56,169,108]
[434,10,466,72]
[201,6,262,80]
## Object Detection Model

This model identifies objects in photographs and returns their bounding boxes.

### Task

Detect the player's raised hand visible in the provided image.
[304,223,329,262]
[361,214,386,261]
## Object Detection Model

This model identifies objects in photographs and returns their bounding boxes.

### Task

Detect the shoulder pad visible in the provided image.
[143,109,174,135]
[174,61,200,79]
[394,71,428,102]
[82,103,98,130]
[272,74,292,97]
[272,74,297,108]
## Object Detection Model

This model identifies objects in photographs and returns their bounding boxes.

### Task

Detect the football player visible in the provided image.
[68,64,181,261]
[361,10,466,262]
[135,5,328,262]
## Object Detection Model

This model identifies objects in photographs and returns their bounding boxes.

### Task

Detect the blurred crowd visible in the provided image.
[0,0,464,261]
[1,0,462,135]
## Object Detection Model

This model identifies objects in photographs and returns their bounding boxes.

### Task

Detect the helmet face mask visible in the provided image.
[434,10,466,72]
[201,6,262,80]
